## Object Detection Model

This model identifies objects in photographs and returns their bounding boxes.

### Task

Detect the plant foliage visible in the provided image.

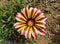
[0,0,37,44]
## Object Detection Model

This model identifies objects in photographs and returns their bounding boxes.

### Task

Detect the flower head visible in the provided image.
[14,7,47,39]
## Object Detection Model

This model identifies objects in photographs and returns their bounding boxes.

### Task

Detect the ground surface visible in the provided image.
[0,0,60,44]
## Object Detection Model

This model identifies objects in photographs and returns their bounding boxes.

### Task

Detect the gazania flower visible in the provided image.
[14,7,47,39]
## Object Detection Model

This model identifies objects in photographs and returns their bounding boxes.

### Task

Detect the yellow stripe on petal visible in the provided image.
[16,14,26,23]
[36,20,46,24]
[18,13,27,21]
[29,7,34,18]
[27,7,33,18]
[22,8,28,19]
[37,16,47,21]
[28,10,31,18]
[14,24,26,29]
[17,25,26,33]
[15,18,25,23]
[31,26,39,38]
[14,22,22,26]
[35,24,46,29]
[21,26,27,35]
[33,10,41,18]
[33,26,39,34]
[35,13,44,21]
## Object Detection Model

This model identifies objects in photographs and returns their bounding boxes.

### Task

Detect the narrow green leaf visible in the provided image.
[7,16,11,22]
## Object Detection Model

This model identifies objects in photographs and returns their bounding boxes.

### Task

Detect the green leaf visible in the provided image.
[1,19,6,23]
[7,16,11,22]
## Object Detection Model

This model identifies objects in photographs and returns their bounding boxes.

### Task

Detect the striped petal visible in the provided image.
[33,10,41,18]
[24,27,30,38]
[35,25,46,35]
[35,24,46,35]
[36,20,47,30]
[36,21,46,26]
[26,26,38,39]
[27,27,32,38]
[29,7,35,18]
[17,26,27,33]
[35,13,44,21]
[38,29,46,35]
[14,22,26,29]
[16,13,27,23]
[32,8,38,18]
[20,26,27,35]
[22,8,28,19]
[32,26,38,38]
[28,8,31,18]
[35,23,46,30]
[36,20,46,23]
[38,16,47,21]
